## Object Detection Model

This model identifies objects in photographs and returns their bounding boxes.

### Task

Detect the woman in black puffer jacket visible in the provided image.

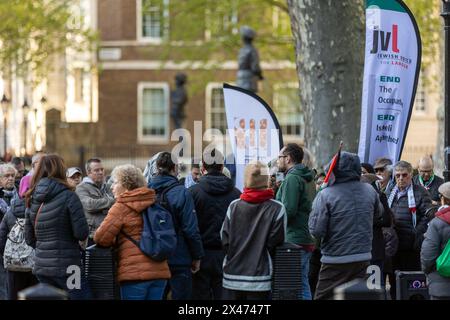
[24,154,89,299]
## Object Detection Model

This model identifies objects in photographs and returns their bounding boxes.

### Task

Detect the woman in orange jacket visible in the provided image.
[94,164,170,300]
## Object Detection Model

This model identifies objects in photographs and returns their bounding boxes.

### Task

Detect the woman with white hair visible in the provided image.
[0,164,18,207]
[95,164,170,300]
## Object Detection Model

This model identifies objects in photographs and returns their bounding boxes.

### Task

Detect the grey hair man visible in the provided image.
[0,164,18,207]
[386,160,432,299]
[76,158,115,245]
[413,156,444,206]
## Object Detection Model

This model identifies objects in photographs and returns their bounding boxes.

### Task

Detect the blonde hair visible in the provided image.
[111,164,146,190]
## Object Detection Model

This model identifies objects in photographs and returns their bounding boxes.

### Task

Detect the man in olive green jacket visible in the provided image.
[276,143,316,300]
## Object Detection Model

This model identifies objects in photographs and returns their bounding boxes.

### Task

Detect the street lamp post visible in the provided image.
[1,94,10,160]
[33,107,38,152]
[22,99,30,155]
[443,1,450,182]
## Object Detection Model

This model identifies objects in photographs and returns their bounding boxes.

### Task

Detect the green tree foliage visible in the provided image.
[142,0,294,62]
[0,0,97,82]
[405,0,441,69]
[139,0,295,94]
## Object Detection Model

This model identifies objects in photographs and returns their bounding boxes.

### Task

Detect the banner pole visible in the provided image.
[442,1,450,182]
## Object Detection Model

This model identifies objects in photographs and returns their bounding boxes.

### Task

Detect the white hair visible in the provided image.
[0,164,17,176]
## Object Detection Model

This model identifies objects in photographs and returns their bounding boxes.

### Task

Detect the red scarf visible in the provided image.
[240,188,274,203]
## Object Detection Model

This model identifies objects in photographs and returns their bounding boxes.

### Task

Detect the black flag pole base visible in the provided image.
[445,146,450,182]
[444,170,450,183]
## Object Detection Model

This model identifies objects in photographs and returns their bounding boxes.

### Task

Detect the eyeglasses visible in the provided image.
[375,167,385,173]
[395,173,409,179]
[419,170,433,174]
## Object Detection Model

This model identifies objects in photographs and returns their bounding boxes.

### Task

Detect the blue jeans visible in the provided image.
[121,280,167,300]
[300,250,312,300]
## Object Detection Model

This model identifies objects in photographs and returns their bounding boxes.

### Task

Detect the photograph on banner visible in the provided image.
[358,0,421,164]
[223,84,283,191]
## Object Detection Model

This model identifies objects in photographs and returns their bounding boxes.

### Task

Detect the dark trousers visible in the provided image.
[370,259,385,286]
[223,288,270,300]
[308,249,322,299]
[165,266,192,300]
[192,250,224,300]
[314,261,370,300]
[390,250,421,300]
[7,271,38,300]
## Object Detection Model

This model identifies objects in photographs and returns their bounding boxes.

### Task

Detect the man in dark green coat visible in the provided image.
[276,143,316,300]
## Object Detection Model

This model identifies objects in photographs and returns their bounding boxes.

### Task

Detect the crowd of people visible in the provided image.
[0,145,448,300]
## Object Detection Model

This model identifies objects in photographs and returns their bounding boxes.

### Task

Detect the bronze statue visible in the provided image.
[236,26,263,93]
[171,73,188,129]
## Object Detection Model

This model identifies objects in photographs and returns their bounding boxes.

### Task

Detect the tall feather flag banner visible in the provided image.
[358,0,421,164]
[223,83,283,191]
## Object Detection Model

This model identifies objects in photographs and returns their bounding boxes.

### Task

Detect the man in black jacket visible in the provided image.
[413,156,444,206]
[188,149,241,300]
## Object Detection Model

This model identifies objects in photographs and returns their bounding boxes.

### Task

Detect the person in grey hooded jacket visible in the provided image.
[309,151,382,300]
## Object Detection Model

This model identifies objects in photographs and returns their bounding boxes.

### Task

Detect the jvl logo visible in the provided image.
[370,25,399,54]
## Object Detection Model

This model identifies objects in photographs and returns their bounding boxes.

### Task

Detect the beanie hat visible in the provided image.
[244,161,269,190]
[438,182,450,200]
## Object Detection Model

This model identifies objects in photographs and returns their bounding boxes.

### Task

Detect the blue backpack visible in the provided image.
[121,183,178,261]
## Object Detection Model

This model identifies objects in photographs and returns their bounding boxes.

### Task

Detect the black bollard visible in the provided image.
[18,283,68,300]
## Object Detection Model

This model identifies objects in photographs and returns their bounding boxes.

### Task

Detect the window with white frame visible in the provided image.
[209,87,227,133]
[273,84,304,139]
[414,78,426,112]
[206,84,227,135]
[138,83,169,143]
[205,0,238,41]
[138,0,169,42]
